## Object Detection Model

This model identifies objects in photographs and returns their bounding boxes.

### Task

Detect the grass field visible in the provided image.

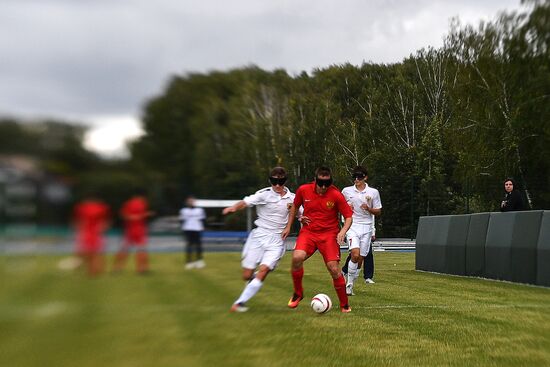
[1,251,550,367]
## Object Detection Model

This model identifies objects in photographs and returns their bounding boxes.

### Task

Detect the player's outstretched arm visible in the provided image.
[222,200,247,215]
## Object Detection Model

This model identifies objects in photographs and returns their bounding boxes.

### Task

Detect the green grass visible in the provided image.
[1,251,550,367]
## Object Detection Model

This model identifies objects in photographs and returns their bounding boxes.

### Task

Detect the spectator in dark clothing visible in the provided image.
[500,178,525,212]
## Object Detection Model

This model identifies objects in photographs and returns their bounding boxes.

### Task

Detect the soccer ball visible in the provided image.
[311,293,332,314]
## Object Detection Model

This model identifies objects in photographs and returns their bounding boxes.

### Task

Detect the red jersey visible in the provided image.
[120,196,149,232]
[293,181,353,233]
[74,200,110,235]
[73,200,110,250]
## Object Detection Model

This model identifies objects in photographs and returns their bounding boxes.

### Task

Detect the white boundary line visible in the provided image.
[352,303,550,310]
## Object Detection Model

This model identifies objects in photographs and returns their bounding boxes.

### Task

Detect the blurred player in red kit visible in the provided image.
[113,193,154,274]
[73,196,111,277]
[282,166,353,313]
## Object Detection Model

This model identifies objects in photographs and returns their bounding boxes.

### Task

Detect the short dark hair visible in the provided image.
[315,166,332,177]
[504,177,516,188]
[352,166,368,176]
[270,167,287,177]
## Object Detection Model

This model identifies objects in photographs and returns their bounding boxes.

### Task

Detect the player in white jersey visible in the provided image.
[341,166,382,296]
[223,167,295,312]
[179,196,207,269]
[342,219,375,283]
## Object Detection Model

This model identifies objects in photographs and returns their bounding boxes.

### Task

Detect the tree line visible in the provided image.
[130,1,549,237]
[2,1,548,237]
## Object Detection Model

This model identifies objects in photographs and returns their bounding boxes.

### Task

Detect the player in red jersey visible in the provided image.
[113,194,154,274]
[73,197,111,277]
[282,166,353,312]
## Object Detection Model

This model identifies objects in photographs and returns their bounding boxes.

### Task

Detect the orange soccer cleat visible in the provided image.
[287,293,303,308]
[341,304,352,313]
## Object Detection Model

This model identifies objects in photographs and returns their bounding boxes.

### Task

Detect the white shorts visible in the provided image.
[241,228,285,270]
[346,223,373,257]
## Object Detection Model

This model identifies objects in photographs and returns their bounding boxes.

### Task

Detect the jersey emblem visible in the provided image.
[364,195,373,205]
[326,201,335,209]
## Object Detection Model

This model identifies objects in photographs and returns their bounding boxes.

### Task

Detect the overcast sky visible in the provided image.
[0,0,524,156]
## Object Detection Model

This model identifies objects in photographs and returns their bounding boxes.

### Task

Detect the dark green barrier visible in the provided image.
[415,216,449,273]
[415,216,433,271]
[416,215,465,274]
[416,215,469,274]
[485,211,543,284]
[417,211,546,286]
[485,213,517,281]
[444,214,470,275]
[465,213,490,277]
[510,211,543,284]
[537,211,550,286]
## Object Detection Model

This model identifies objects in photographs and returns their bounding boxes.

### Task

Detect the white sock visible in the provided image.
[347,261,358,285]
[235,278,263,305]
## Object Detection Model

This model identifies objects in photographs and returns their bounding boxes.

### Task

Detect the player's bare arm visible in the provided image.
[222,200,247,215]
[296,204,310,225]
[282,204,297,240]
[359,203,381,216]
[299,215,311,225]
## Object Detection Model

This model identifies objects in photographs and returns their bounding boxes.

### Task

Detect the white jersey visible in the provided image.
[243,186,295,234]
[341,183,382,225]
[179,207,206,231]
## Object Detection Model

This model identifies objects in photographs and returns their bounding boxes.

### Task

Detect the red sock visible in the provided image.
[333,274,349,308]
[291,268,304,297]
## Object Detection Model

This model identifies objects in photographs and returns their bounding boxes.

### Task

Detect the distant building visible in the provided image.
[0,155,71,232]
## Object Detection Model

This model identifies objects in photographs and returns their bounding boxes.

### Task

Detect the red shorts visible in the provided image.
[124,227,147,245]
[295,229,341,263]
[77,232,104,254]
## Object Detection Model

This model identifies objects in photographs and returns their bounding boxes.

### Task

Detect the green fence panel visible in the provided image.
[485,213,516,281]
[415,216,451,273]
[485,211,543,284]
[465,213,490,277]
[536,211,550,287]
[445,214,470,276]
[510,211,543,284]
[415,216,432,271]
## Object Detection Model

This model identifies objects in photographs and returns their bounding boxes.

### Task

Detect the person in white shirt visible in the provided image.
[223,167,295,312]
[341,166,382,296]
[179,196,206,269]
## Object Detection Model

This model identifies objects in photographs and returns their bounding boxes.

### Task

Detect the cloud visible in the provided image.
[83,115,143,157]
